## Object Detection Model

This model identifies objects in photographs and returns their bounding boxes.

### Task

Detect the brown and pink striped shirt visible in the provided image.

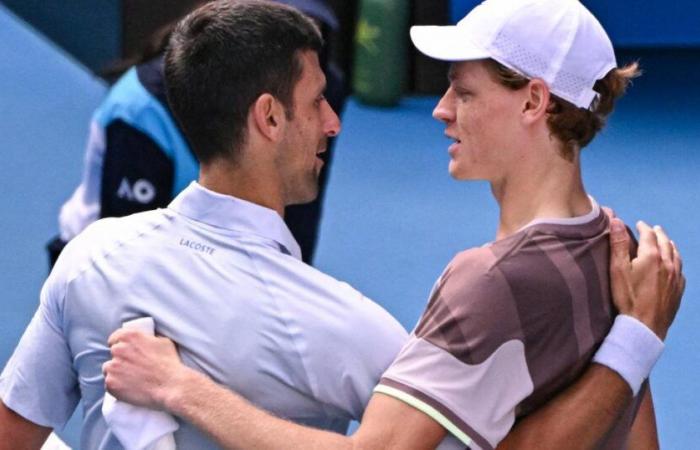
[376,200,645,450]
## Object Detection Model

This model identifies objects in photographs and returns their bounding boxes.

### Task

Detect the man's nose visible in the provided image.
[432,89,455,123]
[324,101,341,137]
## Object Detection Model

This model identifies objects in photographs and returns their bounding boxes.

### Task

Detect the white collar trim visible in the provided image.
[169,182,302,260]
[516,196,601,233]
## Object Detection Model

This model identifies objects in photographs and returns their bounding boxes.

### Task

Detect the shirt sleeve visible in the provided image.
[375,250,534,450]
[276,268,408,421]
[0,273,79,428]
[303,286,408,420]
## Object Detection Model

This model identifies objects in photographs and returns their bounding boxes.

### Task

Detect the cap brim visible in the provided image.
[410,25,491,62]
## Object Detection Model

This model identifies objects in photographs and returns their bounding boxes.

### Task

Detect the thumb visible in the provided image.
[609,218,632,312]
[610,218,630,267]
[602,206,616,221]
[609,218,630,257]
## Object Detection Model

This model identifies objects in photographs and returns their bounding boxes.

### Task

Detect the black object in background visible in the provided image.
[410,0,449,95]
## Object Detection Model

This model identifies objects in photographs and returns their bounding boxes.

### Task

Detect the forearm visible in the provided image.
[165,369,354,450]
[107,329,443,450]
[626,385,658,450]
[497,364,631,450]
[0,401,51,450]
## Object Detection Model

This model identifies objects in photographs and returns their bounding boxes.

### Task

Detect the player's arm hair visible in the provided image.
[160,368,445,450]
[626,384,659,449]
[0,401,52,450]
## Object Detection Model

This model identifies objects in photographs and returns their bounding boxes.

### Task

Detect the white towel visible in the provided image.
[102,317,179,450]
[41,433,72,450]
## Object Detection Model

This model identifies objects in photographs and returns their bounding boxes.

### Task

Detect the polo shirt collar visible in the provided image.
[169,182,302,260]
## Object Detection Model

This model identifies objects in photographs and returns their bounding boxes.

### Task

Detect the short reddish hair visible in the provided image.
[485,59,641,160]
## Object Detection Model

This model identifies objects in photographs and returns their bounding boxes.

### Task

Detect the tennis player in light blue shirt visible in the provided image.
[0,3,407,448]
[0,180,407,449]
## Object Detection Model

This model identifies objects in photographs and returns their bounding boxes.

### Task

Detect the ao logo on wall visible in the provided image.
[117,178,156,204]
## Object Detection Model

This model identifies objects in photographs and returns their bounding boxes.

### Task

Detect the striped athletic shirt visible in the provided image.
[376,198,645,450]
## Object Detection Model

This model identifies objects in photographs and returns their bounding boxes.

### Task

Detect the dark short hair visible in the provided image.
[165,0,323,164]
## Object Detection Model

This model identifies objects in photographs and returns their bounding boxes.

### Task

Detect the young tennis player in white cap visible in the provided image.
[101,1,684,449]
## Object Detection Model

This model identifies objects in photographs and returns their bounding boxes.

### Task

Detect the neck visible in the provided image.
[199,157,286,217]
[493,148,590,240]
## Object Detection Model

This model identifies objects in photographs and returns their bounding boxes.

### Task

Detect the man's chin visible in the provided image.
[287,186,319,206]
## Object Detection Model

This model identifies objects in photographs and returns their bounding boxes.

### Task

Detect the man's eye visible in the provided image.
[455,89,472,101]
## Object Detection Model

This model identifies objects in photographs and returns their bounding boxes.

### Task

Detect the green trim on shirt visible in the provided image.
[374,384,473,447]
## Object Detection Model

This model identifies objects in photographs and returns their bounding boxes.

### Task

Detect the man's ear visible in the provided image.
[521,79,550,125]
[251,93,286,142]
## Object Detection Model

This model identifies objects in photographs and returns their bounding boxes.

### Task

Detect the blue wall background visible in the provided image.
[0,0,120,72]
[450,0,700,47]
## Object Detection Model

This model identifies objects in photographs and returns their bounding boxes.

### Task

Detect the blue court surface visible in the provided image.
[1,5,698,448]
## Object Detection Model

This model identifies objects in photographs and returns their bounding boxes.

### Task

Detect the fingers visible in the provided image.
[609,218,630,253]
[636,221,660,261]
[602,206,617,220]
[680,275,687,297]
[652,226,674,285]
[608,218,633,314]
[671,240,686,299]
[108,329,152,348]
[609,218,632,271]
[628,220,685,339]
[102,359,123,395]
[108,329,145,346]
[671,240,682,274]
[109,341,133,362]
[107,330,151,370]
[653,226,674,267]
[108,329,128,347]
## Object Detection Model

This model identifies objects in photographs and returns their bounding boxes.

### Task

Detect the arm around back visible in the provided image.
[0,401,51,450]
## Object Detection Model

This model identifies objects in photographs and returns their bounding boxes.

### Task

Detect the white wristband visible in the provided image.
[593,315,664,396]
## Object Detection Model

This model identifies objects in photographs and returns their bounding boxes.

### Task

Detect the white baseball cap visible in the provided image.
[410,0,617,109]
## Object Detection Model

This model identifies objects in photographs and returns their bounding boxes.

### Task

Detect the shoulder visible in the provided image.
[433,246,512,309]
[76,210,166,245]
[252,246,363,302]
[438,227,573,304]
[252,249,407,342]
[54,210,168,280]
[414,246,526,363]
[425,230,565,324]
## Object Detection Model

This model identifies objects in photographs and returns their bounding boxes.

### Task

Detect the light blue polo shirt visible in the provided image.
[0,182,408,449]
